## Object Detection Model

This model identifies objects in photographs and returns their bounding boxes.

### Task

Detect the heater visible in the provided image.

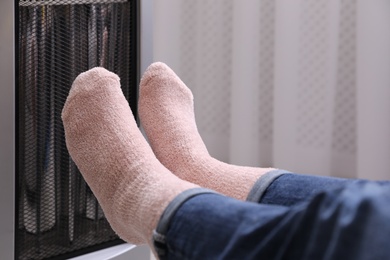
[0,0,152,259]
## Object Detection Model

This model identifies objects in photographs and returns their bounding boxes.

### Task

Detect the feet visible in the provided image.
[62,68,197,245]
[139,62,274,200]
[62,63,274,245]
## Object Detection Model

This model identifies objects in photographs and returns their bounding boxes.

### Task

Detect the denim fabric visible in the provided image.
[246,169,289,202]
[153,188,217,258]
[255,172,390,206]
[155,181,390,260]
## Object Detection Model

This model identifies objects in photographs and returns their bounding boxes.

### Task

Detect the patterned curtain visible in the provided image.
[152,0,390,180]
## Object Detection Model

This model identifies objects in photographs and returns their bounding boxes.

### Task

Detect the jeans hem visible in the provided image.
[153,187,218,259]
[246,169,291,203]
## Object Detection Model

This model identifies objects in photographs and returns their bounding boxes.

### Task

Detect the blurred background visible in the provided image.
[150,0,390,180]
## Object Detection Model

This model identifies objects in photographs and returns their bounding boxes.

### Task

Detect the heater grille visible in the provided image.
[16,1,137,259]
[19,0,127,7]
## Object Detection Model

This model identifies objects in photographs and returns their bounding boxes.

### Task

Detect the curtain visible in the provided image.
[152,0,390,180]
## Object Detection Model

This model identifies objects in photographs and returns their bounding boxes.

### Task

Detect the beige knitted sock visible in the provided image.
[139,62,275,201]
[62,67,198,245]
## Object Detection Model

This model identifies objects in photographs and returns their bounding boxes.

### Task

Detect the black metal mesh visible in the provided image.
[16,1,138,259]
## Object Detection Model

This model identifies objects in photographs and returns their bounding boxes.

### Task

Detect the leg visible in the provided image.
[155,181,390,260]
[63,68,390,259]
[138,62,390,205]
[249,170,390,206]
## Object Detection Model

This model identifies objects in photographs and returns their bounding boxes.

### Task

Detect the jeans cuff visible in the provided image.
[153,188,217,259]
[246,169,291,203]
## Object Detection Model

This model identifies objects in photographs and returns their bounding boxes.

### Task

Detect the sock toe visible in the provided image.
[65,67,119,103]
[139,62,172,84]
[140,62,193,100]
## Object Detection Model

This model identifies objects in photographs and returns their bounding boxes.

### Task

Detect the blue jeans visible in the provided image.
[153,172,390,260]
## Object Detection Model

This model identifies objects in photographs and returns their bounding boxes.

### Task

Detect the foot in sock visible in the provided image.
[62,67,198,245]
[139,62,275,201]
